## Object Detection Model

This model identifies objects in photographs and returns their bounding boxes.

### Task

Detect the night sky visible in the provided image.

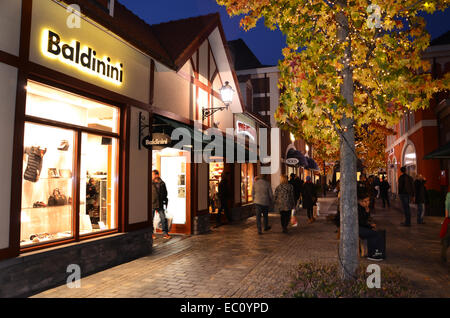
[119,0,450,66]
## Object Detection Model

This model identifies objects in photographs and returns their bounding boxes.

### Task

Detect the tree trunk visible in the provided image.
[337,0,359,280]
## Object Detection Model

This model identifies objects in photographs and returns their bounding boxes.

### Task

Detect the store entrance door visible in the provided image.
[153,149,191,234]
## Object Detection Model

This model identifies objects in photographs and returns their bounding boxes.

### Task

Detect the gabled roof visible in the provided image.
[149,13,221,71]
[66,0,173,67]
[228,39,271,70]
[431,30,450,46]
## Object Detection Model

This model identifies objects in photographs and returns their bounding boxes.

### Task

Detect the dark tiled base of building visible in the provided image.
[0,228,152,298]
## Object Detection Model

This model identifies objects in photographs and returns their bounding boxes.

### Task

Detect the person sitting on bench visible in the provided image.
[358,191,385,261]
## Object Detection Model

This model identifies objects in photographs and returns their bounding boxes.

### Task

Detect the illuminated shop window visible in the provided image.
[20,81,119,248]
[26,81,119,133]
[241,163,254,204]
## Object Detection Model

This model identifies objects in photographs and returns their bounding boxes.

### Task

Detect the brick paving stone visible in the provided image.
[30,194,450,298]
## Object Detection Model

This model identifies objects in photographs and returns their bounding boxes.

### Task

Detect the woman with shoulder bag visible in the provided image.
[274,175,296,234]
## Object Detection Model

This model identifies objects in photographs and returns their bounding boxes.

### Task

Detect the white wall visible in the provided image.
[154,61,192,119]
[0,63,18,249]
[0,0,21,56]
[128,107,149,224]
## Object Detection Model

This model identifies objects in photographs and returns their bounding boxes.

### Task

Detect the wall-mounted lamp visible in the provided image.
[202,81,234,120]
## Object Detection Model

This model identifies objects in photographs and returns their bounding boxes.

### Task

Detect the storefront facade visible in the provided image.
[0,0,260,297]
[0,0,161,297]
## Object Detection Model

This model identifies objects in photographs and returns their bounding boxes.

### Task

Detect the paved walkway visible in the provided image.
[32,195,449,298]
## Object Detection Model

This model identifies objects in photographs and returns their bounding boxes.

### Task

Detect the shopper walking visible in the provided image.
[252,174,273,234]
[152,170,170,239]
[289,173,302,205]
[414,174,427,224]
[302,176,317,224]
[441,185,450,263]
[398,166,415,226]
[367,176,377,215]
[274,175,296,234]
[380,176,391,208]
[217,171,232,226]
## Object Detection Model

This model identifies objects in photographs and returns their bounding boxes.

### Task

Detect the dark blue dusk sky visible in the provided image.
[119,0,450,66]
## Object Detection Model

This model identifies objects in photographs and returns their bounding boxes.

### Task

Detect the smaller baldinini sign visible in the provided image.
[43,29,123,85]
[142,133,171,150]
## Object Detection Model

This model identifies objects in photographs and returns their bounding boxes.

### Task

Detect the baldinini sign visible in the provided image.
[43,29,124,85]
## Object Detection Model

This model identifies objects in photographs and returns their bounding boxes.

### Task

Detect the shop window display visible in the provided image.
[21,123,75,246]
[79,133,118,234]
[209,162,224,213]
[241,163,254,204]
[20,81,119,247]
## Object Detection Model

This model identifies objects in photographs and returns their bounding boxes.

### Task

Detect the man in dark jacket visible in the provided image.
[302,176,317,223]
[380,176,390,208]
[216,172,232,226]
[398,166,415,226]
[414,174,427,224]
[289,173,302,204]
[152,170,170,239]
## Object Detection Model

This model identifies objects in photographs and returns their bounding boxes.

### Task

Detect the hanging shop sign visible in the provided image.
[236,120,257,141]
[285,158,300,166]
[42,29,123,85]
[142,133,171,150]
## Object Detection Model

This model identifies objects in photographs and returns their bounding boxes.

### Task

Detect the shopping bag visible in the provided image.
[440,217,450,239]
[291,209,298,227]
[165,211,174,232]
[153,210,161,230]
[313,204,320,218]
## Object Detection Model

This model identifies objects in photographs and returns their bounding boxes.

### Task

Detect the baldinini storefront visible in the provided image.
[0,0,155,297]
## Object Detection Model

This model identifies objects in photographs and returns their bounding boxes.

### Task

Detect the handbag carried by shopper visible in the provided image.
[440,217,450,239]
[291,209,298,227]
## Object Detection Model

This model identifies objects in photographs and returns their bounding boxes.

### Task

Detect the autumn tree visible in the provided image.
[218,0,450,280]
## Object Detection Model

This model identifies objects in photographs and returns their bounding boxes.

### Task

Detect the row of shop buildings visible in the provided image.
[0,0,314,297]
[384,31,450,196]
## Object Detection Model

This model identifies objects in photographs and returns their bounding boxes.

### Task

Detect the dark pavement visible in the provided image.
[32,194,449,298]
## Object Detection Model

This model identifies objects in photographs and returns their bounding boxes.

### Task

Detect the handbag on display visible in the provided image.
[57,140,69,151]
[48,188,68,206]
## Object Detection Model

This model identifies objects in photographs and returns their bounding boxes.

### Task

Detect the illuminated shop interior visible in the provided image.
[20,81,119,247]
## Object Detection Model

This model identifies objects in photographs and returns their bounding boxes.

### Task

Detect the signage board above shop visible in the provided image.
[44,29,124,85]
[142,133,171,150]
[235,114,257,143]
[29,0,151,104]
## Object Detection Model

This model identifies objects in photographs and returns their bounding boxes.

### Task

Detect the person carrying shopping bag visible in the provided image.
[274,175,296,234]
[302,176,317,224]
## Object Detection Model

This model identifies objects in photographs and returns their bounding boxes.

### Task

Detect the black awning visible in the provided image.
[306,157,319,170]
[153,115,258,163]
[424,141,450,159]
[286,148,307,167]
